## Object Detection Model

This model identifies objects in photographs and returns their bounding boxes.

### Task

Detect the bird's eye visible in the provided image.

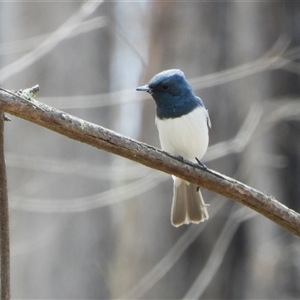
[161,84,169,91]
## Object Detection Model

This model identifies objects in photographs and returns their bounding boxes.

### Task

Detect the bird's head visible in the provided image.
[136,69,194,107]
[137,69,202,119]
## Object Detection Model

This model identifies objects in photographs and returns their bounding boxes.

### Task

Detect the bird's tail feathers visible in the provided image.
[171,180,209,227]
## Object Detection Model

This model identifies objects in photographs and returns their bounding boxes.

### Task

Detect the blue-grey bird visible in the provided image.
[136,69,211,227]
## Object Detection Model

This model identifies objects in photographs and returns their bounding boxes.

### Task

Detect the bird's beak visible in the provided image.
[136,85,150,92]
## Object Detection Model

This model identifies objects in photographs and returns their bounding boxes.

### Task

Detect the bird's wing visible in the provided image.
[206,110,211,129]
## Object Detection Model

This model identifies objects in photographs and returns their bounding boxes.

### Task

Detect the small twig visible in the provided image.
[0,87,299,237]
[0,1,103,82]
[0,112,10,300]
[0,86,43,111]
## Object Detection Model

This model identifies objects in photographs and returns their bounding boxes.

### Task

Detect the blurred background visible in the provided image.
[1,1,300,299]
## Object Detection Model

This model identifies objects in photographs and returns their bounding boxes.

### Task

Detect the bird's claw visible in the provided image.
[177,155,184,161]
[195,157,208,170]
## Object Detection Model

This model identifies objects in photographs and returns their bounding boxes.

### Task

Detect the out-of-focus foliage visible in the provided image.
[0,1,300,299]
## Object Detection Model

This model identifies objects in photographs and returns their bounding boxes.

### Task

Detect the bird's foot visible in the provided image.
[177,155,184,161]
[195,157,208,170]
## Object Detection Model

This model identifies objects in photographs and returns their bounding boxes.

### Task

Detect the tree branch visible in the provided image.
[0,87,300,237]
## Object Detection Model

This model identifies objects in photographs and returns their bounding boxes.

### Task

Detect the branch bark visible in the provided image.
[0,87,300,237]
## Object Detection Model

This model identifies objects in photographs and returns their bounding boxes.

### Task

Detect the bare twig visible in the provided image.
[122,198,225,299]
[0,87,300,237]
[0,16,108,56]
[39,40,297,110]
[183,207,254,300]
[205,103,263,162]
[0,0,103,82]
[0,112,10,300]
[10,172,167,213]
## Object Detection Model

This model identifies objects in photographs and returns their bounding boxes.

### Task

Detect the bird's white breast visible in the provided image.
[155,106,209,162]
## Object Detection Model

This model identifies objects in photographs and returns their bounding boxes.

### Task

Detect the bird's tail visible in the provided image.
[171,179,209,227]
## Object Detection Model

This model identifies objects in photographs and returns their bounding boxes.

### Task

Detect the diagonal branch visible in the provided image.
[0,87,300,237]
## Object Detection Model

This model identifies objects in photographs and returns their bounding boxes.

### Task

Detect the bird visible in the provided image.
[136,69,211,227]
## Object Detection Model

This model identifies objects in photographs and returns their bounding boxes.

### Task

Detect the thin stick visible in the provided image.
[0,112,10,300]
